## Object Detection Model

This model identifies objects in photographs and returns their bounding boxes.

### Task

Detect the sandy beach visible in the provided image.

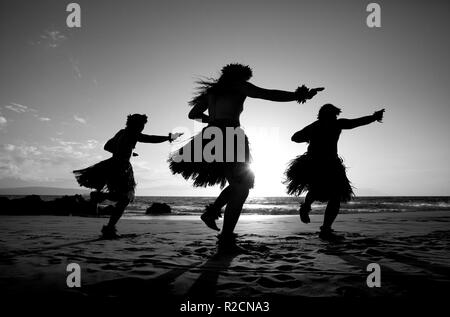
[1,211,449,311]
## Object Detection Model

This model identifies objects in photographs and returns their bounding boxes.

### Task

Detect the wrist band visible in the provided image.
[295,85,310,104]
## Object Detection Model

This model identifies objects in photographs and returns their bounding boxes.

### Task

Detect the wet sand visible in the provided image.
[1,211,449,311]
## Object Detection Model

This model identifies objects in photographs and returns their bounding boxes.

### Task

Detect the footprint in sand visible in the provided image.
[47,258,62,264]
[276,264,295,271]
[256,276,303,288]
[101,264,119,270]
[124,247,155,252]
[132,258,155,265]
[299,254,315,260]
[194,247,209,254]
[242,276,259,282]
[138,254,156,259]
[219,282,247,289]
[269,254,283,260]
[273,273,295,281]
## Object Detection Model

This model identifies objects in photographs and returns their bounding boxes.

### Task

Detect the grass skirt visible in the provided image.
[168,124,254,188]
[284,153,354,202]
[73,157,136,201]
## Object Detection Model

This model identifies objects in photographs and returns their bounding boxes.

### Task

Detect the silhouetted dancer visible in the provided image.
[73,114,182,239]
[284,104,385,240]
[168,63,323,253]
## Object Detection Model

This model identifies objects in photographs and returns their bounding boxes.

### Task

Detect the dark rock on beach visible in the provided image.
[145,202,172,214]
[0,194,95,216]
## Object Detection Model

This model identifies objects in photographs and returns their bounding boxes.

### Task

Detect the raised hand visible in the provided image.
[307,87,325,100]
[373,109,385,122]
[295,85,325,104]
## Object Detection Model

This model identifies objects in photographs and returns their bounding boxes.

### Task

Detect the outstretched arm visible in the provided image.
[339,109,385,130]
[137,132,183,143]
[240,82,324,103]
[241,82,296,102]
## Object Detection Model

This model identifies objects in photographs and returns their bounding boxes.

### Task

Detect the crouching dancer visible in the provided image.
[74,114,182,238]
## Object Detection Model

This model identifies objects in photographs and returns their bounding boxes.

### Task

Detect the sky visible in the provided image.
[0,0,449,196]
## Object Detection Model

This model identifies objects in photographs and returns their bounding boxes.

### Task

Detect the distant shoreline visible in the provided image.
[2,194,450,198]
[1,194,449,217]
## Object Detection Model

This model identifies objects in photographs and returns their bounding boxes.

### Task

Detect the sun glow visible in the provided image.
[247,133,288,197]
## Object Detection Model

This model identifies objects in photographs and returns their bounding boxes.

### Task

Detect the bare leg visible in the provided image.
[106,197,130,228]
[322,197,340,230]
[221,184,249,238]
[304,192,315,208]
[201,186,232,231]
[101,197,129,238]
[212,186,232,209]
[300,191,315,224]
[216,163,253,252]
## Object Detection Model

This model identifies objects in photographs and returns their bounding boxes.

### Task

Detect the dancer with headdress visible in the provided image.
[169,63,323,252]
[284,104,385,240]
[73,114,182,238]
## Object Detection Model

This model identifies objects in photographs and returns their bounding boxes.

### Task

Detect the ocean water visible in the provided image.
[3,195,449,218]
[122,196,450,218]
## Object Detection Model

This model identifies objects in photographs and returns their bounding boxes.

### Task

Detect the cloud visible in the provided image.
[4,106,22,113]
[0,138,102,182]
[4,144,15,151]
[40,29,67,49]
[0,115,7,129]
[0,139,187,194]
[50,138,99,150]
[4,102,36,113]
[73,115,87,124]
[31,29,82,81]
[29,29,67,49]
[2,103,52,124]
[82,139,99,150]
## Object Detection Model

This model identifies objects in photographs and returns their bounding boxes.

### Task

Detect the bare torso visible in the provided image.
[306,121,341,158]
[188,80,317,126]
[111,129,137,161]
[207,85,246,125]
